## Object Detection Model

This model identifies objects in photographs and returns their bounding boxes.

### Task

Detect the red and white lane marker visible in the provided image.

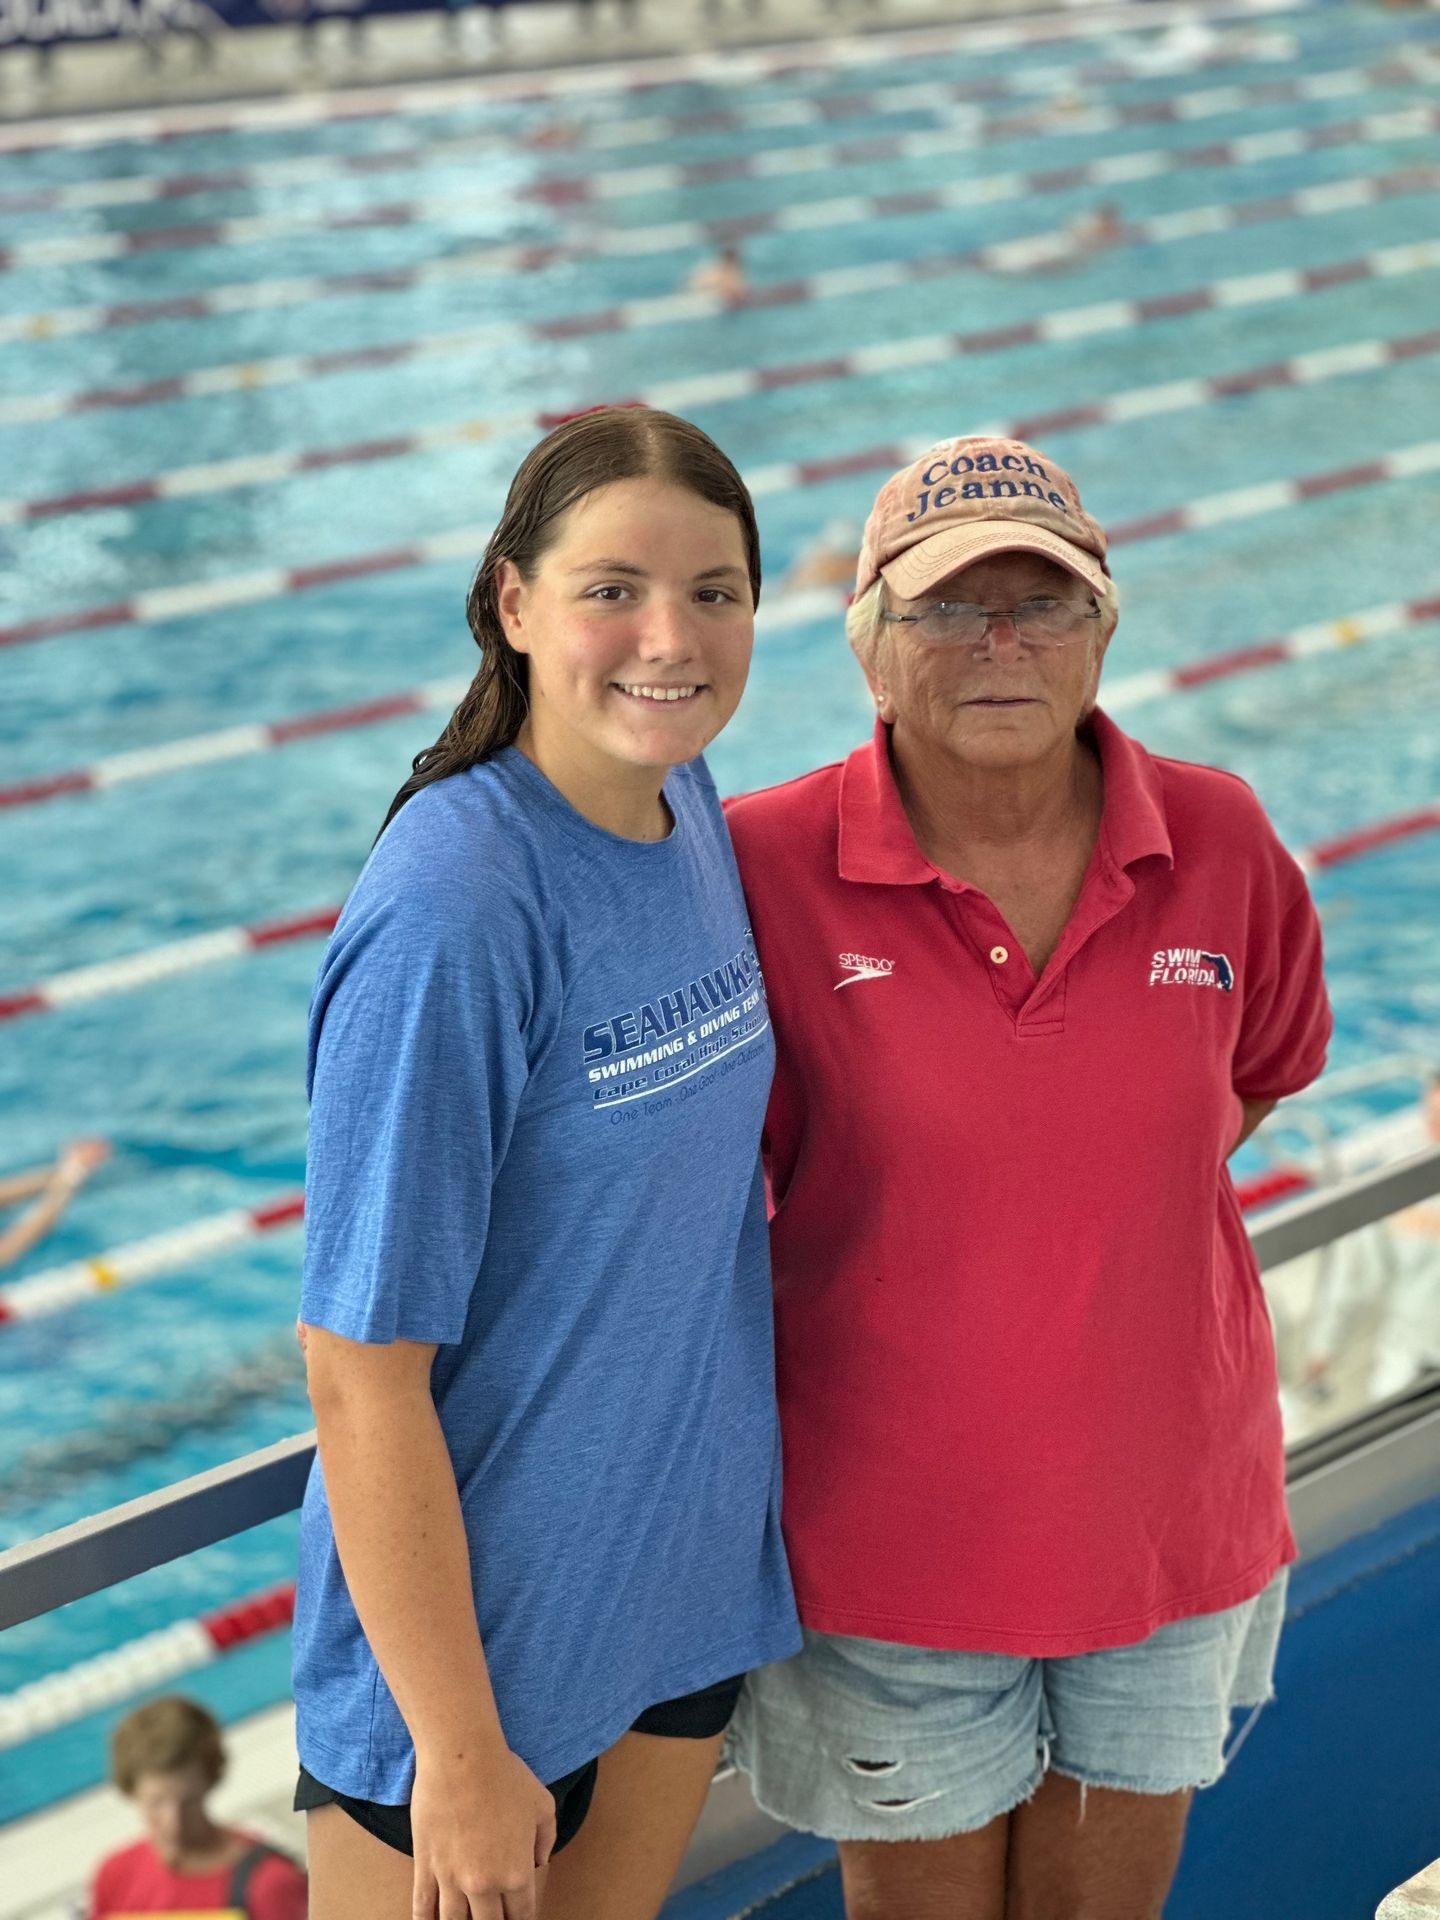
[0,1583,296,1750]
[6,417,1440,656]
[0,910,340,1024]
[9,269,1440,527]
[1102,592,1440,712]
[1102,437,1440,546]
[520,62,1440,215]
[0,535,845,652]
[0,1196,304,1326]
[0,0,1305,157]
[9,591,1432,818]
[1299,806,1440,874]
[7,158,1439,440]
[0,1153,1314,1335]
[3,94,1433,282]
[3,43,1411,229]
[10,132,1435,357]
[0,37,1322,220]
[0,679,472,808]
[0,806,1434,1029]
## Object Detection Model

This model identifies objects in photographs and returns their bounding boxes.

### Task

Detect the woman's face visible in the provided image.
[864,551,1110,774]
[498,476,755,778]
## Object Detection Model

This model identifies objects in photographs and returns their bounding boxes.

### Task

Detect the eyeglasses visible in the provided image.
[879,596,1101,651]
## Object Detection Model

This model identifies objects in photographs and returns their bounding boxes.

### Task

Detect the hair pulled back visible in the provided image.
[379,407,762,835]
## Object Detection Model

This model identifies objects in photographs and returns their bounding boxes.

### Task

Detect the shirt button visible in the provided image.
[990,945,1009,965]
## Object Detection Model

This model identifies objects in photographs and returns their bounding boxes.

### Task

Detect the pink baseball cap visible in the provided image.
[854,435,1112,602]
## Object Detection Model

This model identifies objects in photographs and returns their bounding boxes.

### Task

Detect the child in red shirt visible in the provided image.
[90,1697,305,1920]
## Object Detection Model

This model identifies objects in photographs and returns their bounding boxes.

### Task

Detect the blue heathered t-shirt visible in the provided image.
[292,748,799,1801]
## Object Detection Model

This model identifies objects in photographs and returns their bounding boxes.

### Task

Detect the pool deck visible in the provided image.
[0,1699,795,1920]
[0,0,1069,123]
[3,1703,307,1920]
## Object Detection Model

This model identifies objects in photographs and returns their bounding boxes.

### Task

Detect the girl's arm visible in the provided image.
[303,1325,556,1917]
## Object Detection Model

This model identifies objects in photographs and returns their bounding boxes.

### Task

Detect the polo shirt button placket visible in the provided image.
[971,915,1029,1021]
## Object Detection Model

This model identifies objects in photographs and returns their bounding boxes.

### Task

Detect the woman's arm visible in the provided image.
[1232,1097,1278,1156]
[304,1326,556,1917]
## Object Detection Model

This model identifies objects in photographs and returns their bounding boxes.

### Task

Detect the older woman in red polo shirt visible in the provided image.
[724,435,1330,1920]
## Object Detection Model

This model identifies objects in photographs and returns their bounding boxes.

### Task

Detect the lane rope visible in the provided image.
[0,1583,296,1752]
[0,0,1308,156]
[5,139,1436,428]
[7,254,1440,525]
[0,34,1334,220]
[0,799,1434,1031]
[7,46,1427,239]
[0,1158,1318,1330]
[7,132,1434,353]
[5,400,1440,655]
[516,60,1440,215]
[3,93,1434,284]
[7,591,1435,816]
[1103,595,1440,711]
[0,1197,305,1323]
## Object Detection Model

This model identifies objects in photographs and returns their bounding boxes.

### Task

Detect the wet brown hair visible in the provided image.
[379,407,762,835]
[111,1696,225,1795]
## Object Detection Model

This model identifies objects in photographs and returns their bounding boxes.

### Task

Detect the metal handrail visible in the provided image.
[3,1145,1439,1634]
[0,1432,314,1634]
[1246,1142,1440,1270]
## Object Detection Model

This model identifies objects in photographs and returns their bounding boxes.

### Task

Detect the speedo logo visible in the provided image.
[835,952,896,991]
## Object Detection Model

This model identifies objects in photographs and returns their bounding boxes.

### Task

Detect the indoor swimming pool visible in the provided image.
[1,0,1438,1834]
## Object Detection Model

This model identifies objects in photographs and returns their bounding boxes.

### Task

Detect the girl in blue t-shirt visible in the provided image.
[293,408,799,1920]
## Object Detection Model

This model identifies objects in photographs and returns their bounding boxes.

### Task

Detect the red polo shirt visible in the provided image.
[725,711,1330,1653]
[90,1836,306,1919]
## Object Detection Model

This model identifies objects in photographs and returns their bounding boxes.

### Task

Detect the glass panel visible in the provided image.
[1268,1195,1440,1445]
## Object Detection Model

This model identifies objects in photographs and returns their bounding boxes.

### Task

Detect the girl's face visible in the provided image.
[497,476,755,782]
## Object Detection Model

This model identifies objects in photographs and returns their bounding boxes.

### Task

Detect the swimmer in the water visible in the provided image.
[783,519,861,592]
[0,1138,111,1270]
[988,202,1127,274]
[687,243,747,306]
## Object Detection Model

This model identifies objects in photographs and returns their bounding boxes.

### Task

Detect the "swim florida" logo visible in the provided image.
[1149,947,1235,991]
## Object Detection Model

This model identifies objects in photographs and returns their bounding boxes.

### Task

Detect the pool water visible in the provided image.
[1,0,1438,1825]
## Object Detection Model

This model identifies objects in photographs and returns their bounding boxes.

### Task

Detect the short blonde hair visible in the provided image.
[111,1696,225,1795]
[845,578,887,664]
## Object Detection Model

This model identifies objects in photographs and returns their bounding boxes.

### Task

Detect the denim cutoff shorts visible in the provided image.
[725,1571,1288,1844]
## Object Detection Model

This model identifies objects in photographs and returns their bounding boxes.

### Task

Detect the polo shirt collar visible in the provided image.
[836,707,1173,886]
[1089,706,1174,872]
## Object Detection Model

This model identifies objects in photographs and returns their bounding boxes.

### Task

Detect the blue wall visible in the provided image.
[666,1497,1440,1919]
[1169,1495,1440,1920]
